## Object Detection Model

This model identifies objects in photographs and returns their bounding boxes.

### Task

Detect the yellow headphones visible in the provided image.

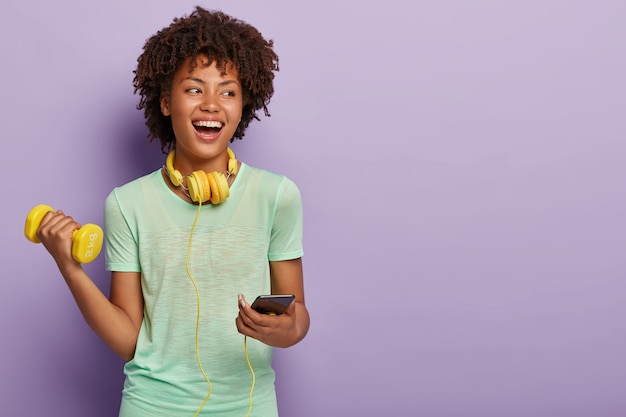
[165,147,239,204]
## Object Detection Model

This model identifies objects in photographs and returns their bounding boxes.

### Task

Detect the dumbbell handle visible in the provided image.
[24,204,103,264]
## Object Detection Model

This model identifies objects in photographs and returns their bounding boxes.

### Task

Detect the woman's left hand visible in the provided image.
[235,294,301,348]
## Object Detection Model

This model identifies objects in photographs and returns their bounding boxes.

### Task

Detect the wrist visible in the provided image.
[58,261,85,282]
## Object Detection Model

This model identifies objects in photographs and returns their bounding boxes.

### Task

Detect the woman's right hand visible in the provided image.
[37,209,82,271]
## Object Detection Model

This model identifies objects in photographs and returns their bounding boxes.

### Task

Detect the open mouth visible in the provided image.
[193,120,223,135]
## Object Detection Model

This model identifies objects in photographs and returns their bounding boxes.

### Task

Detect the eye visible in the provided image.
[186,87,202,94]
[221,90,236,97]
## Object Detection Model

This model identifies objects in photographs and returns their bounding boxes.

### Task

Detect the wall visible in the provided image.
[1,1,625,416]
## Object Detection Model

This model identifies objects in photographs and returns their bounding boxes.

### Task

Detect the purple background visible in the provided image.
[2,1,625,416]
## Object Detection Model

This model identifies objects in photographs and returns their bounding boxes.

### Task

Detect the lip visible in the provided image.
[192,118,223,142]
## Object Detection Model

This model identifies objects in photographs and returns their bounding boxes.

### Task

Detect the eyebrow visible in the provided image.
[180,77,240,87]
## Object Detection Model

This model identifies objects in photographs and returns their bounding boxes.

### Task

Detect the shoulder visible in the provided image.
[241,163,300,194]
[105,170,162,208]
[241,162,283,181]
[113,169,161,191]
[238,163,301,207]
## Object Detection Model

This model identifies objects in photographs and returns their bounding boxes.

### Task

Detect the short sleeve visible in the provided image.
[268,177,304,262]
[104,189,141,272]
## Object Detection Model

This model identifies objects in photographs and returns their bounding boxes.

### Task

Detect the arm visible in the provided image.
[37,210,144,361]
[236,258,310,348]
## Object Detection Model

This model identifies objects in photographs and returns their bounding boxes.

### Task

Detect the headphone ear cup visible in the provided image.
[165,151,183,186]
[227,148,239,175]
[188,171,211,203]
[207,172,230,204]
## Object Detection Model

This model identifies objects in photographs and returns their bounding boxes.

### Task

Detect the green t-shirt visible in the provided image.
[104,163,303,416]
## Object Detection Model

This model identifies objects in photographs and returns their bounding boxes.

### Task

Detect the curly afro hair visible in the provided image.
[133,6,279,153]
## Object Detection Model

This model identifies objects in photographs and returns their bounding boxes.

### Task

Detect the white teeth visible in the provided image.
[193,120,223,128]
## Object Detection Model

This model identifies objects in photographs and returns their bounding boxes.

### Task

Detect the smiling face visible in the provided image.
[160,55,243,173]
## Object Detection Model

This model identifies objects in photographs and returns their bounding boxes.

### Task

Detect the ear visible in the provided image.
[160,95,170,116]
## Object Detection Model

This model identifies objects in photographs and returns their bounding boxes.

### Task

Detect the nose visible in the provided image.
[200,94,220,112]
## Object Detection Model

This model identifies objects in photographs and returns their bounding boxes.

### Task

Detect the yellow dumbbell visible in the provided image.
[24,204,103,264]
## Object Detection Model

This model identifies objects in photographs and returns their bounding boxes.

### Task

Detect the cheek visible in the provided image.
[169,96,191,113]
[235,97,244,113]
[226,101,243,119]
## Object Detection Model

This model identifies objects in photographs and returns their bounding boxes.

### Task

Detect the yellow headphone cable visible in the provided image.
[186,201,255,417]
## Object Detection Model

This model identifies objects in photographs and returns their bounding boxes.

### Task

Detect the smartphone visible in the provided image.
[250,294,295,315]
